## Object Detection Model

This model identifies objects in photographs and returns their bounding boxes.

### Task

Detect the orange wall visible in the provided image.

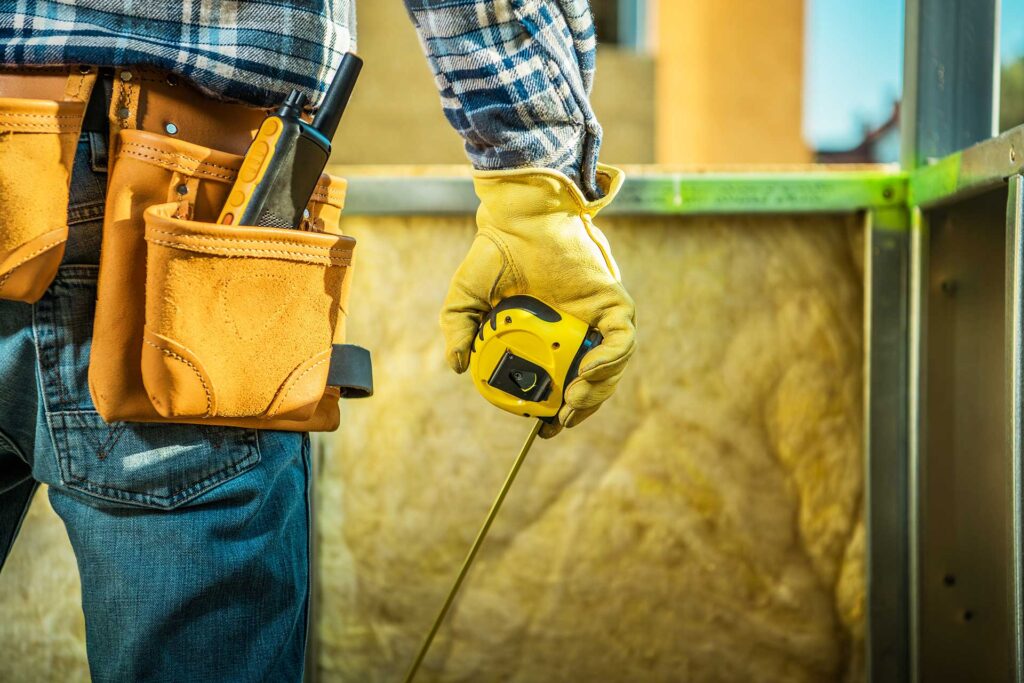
[656,0,810,164]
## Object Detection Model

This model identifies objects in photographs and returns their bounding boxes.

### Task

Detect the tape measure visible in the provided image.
[469,295,603,419]
[403,296,601,682]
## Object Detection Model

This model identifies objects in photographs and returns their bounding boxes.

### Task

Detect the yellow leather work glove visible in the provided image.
[441,164,637,438]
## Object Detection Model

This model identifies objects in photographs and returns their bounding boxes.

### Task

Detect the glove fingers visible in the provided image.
[578,295,637,383]
[539,403,601,440]
[539,420,563,439]
[440,235,506,373]
[564,369,625,412]
[560,403,602,431]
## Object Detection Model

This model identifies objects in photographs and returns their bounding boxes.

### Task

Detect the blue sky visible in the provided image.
[803,0,904,150]
[803,0,1024,150]
[1004,1,1024,63]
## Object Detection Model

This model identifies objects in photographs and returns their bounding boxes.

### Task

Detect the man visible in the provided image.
[0,1,636,680]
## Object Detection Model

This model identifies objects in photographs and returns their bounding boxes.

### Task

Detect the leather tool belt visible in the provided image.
[0,66,372,432]
[0,67,97,302]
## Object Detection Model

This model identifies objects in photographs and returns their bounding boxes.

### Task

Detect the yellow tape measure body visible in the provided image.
[469,296,601,418]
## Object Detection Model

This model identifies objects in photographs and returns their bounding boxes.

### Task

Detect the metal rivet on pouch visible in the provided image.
[166,75,178,87]
[120,70,133,82]
[165,122,179,135]
[117,107,130,119]
[78,64,92,75]
[303,208,311,220]
[176,184,189,196]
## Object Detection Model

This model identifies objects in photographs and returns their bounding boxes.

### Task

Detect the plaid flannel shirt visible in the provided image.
[404,0,602,196]
[0,0,601,196]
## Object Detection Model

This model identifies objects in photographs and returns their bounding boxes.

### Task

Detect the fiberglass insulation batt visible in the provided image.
[0,208,865,683]
[318,209,866,682]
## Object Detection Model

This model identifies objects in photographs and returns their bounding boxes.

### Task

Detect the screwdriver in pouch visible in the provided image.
[403,297,602,683]
[217,52,363,228]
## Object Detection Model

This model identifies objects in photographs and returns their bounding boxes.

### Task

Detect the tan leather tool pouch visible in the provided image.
[142,204,352,422]
[89,128,354,432]
[0,69,96,302]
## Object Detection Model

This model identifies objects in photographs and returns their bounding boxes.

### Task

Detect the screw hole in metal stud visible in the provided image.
[552,342,560,350]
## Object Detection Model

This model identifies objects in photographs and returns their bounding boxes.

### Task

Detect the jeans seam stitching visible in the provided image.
[96,423,126,461]
[31,304,74,487]
[32,300,75,409]
[67,203,104,225]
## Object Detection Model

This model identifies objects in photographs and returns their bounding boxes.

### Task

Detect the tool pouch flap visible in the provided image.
[89,129,368,432]
[0,69,96,303]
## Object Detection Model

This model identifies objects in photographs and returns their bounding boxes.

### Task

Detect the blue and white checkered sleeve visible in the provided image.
[403,0,604,199]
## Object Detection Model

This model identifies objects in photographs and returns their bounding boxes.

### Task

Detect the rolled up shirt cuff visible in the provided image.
[463,119,604,201]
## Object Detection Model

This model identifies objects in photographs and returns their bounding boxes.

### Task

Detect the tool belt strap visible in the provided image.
[328,344,373,398]
[104,66,268,157]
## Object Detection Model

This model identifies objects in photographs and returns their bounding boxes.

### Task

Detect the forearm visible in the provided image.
[403,0,604,199]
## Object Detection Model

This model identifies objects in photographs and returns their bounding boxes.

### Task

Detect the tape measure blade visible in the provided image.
[402,419,544,683]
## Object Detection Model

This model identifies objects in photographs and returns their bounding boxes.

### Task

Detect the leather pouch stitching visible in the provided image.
[143,337,214,418]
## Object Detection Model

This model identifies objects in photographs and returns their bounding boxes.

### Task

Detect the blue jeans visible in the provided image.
[0,132,312,682]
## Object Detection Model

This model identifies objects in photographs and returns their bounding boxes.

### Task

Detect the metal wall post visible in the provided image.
[901,0,999,168]
[865,207,911,683]
[901,2,1003,681]
[915,188,1017,681]
[907,206,925,683]
[1007,175,1024,682]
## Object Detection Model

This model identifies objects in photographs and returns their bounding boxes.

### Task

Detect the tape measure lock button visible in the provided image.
[487,350,553,403]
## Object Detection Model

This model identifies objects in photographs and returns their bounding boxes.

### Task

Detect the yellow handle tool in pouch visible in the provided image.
[403,296,601,683]
[217,52,362,228]
[469,295,604,419]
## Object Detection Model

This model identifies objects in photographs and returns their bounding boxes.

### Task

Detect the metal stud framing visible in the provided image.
[903,2,1013,682]
[865,206,910,683]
